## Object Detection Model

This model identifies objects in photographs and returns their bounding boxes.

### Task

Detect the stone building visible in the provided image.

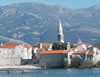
[33,42,52,58]
[40,50,70,68]
[38,19,100,68]
[39,40,100,68]
[0,42,33,66]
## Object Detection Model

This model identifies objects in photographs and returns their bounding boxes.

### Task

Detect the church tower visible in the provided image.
[57,19,64,44]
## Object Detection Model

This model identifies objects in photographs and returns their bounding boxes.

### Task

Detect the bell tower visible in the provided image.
[57,19,64,44]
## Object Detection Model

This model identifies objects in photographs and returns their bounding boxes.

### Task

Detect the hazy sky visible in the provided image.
[0,0,100,9]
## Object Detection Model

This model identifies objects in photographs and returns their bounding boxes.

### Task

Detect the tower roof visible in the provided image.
[58,19,63,34]
[57,19,64,43]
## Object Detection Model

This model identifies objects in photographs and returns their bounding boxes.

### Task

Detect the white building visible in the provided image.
[33,42,52,58]
[15,45,32,59]
[0,42,33,66]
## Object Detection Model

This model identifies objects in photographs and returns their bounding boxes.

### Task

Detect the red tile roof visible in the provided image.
[23,45,32,50]
[40,48,74,54]
[0,42,32,50]
[0,42,17,48]
[40,50,66,54]
[33,43,40,47]
[3,42,16,46]
[42,43,52,48]
[33,42,52,48]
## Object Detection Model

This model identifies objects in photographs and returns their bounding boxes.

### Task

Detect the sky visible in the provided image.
[0,0,100,9]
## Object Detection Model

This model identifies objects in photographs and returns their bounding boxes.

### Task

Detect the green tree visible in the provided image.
[52,43,67,50]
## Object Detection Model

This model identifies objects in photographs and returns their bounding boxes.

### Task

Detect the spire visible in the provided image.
[77,39,82,45]
[58,19,63,34]
[58,19,64,44]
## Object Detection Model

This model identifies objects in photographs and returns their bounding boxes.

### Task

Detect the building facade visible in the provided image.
[0,42,33,66]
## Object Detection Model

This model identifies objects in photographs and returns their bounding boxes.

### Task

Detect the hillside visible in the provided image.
[0,3,100,45]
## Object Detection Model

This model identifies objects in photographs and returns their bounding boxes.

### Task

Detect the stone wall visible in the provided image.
[21,59,32,65]
[0,57,21,66]
[40,53,65,68]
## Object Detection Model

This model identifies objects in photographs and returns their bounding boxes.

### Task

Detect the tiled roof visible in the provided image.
[33,43,40,47]
[33,42,52,48]
[0,42,32,50]
[3,42,16,46]
[40,50,66,54]
[42,43,52,48]
[0,42,17,48]
[40,48,73,54]
[23,45,32,50]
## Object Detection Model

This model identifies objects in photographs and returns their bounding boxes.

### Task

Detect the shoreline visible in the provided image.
[0,65,41,71]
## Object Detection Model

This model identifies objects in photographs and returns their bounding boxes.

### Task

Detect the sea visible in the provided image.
[0,68,100,77]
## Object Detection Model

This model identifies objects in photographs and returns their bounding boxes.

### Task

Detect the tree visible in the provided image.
[71,56,83,68]
[52,43,67,50]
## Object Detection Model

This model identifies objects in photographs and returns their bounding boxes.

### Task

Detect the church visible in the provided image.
[38,19,100,68]
[39,19,69,68]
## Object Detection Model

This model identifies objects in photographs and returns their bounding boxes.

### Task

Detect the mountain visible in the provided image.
[0,2,100,45]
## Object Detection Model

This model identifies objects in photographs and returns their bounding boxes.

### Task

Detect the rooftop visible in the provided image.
[0,42,17,48]
[33,42,52,48]
[40,48,74,54]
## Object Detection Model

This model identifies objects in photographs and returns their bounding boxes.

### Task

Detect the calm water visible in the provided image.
[0,68,100,77]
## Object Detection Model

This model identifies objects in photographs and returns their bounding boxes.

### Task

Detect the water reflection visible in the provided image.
[66,68,72,72]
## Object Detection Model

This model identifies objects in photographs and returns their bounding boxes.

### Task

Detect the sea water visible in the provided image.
[0,68,100,77]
